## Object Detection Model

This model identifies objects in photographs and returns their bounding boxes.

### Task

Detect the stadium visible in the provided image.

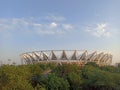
[20,50,112,66]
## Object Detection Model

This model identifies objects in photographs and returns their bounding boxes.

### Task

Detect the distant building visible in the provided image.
[20,50,112,66]
[0,61,3,66]
[114,63,120,67]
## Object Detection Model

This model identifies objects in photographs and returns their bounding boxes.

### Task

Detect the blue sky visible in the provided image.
[0,0,119,64]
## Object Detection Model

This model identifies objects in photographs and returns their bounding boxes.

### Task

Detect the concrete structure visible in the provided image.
[20,50,112,66]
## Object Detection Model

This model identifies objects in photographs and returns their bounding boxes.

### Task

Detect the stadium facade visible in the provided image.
[20,50,112,66]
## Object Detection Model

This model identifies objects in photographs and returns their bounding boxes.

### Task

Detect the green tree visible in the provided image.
[53,64,80,78]
[0,65,34,90]
[81,65,116,90]
[68,72,83,90]
[47,73,69,90]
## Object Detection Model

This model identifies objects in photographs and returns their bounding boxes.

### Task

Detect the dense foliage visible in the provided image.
[0,62,120,90]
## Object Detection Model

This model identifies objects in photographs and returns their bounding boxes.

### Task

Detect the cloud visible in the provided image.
[62,24,73,30]
[86,23,112,38]
[0,17,74,36]
[45,14,66,21]
[49,22,57,28]
[33,23,41,27]
[36,30,55,35]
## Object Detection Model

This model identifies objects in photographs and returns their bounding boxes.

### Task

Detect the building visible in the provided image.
[20,50,112,66]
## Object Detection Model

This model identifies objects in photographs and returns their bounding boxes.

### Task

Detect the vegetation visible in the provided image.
[0,62,120,90]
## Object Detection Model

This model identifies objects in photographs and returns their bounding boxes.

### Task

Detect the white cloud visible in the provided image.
[36,30,55,35]
[62,24,73,30]
[33,23,41,27]
[86,23,112,38]
[49,22,57,28]
[45,15,66,21]
[0,17,74,36]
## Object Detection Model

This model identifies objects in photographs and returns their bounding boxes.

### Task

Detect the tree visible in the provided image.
[68,72,83,90]
[52,64,80,78]
[81,65,116,90]
[0,65,34,90]
[47,73,69,90]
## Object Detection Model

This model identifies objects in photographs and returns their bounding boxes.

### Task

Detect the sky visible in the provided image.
[0,0,119,64]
